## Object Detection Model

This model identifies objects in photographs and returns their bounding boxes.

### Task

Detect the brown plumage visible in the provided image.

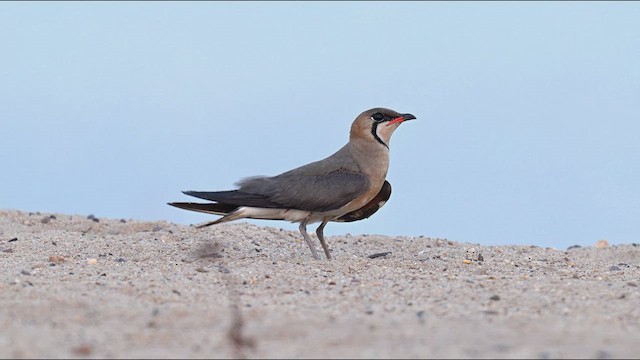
[169,108,416,260]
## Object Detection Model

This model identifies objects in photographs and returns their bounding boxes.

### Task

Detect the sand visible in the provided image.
[0,209,639,359]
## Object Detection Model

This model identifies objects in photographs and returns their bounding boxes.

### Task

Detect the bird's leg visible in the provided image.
[316,218,332,260]
[299,219,320,260]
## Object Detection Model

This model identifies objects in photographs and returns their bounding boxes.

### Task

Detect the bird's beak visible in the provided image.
[386,113,417,126]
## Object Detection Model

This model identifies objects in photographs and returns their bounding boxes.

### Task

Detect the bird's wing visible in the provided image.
[237,169,370,212]
[335,180,391,222]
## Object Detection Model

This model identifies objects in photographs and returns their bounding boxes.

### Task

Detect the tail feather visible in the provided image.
[168,202,244,228]
[168,202,238,215]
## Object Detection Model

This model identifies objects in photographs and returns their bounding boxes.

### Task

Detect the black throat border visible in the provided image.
[371,122,389,149]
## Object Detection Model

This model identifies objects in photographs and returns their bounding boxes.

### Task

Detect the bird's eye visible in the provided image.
[372,112,385,122]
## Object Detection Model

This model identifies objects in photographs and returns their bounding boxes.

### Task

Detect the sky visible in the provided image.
[1,2,639,249]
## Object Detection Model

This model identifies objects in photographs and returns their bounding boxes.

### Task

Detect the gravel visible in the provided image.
[1,209,639,358]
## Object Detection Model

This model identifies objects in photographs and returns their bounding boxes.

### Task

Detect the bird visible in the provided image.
[168,107,416,260]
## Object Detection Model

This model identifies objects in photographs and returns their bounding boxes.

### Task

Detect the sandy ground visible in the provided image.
[0,209,639,359]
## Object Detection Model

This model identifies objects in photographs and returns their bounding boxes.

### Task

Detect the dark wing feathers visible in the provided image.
[237,169,369,212]
[182,190,283,208]
[336,180,391,222]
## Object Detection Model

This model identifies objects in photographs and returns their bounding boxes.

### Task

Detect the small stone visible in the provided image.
[477,253,484,262]
[595,350,611,359]
[48,255,66,264]
[609,265,621,271]
[116,258,126,263]
[490,295,500,301]
[20,270,31,276]
[595,239,609,248]
[474,268,488,275]
[2,248,13,253]
[463,259,472,264]
[368,251,391,259]
[72,344,93,356]
[86,258,97,265]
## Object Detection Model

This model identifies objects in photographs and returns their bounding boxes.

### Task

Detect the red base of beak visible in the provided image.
[386,116,406,126]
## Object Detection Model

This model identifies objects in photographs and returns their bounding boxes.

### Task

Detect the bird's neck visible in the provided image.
[347,137,390,183]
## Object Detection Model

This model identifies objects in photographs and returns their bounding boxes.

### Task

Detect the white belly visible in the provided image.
[236,207,312,223]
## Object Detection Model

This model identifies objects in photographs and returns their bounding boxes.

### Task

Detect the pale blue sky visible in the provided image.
[2,2,639,249]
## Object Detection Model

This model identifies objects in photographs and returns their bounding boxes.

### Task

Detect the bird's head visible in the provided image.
[350,107,416,148]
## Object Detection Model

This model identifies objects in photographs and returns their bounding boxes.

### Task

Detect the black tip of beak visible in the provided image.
[402,113,416,121]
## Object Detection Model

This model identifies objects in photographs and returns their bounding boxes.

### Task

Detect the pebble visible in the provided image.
[87,258,98,265]
[368,251,391,259]
[595,239,609,248]
[48,255,66,264]
[72,344,93,356]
